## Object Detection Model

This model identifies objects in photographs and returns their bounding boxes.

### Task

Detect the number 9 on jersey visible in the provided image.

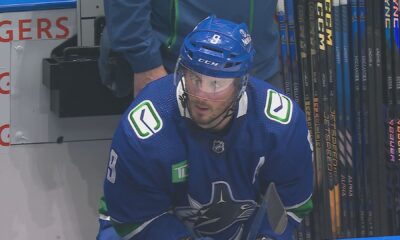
[107,149,118,184]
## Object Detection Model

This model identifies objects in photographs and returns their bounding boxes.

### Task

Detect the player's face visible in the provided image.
[184,71,237,128]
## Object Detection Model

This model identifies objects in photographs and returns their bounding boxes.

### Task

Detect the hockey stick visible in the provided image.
[286,0,302,105]
[384,0,397,234]
[245,182,288,240]
[277,0,293,97]
[340,0,356,236]
[295,1,313,238]
[392,0,400,233]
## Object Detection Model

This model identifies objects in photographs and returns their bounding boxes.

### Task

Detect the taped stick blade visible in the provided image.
[265,182,288,235]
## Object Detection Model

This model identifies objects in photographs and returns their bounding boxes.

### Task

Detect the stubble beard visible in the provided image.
[188,97,233,130]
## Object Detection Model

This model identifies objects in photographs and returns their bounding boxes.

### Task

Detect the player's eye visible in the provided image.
[193,78,201,87]
[190,74,202,86]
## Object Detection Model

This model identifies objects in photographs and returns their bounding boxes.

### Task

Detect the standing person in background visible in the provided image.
[98,16,313,240]
[102,0,282,97]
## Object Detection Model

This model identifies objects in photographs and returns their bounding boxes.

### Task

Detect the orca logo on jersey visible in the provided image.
[174,181,257,239]
[264,89,293,124]
[128,100,163,139]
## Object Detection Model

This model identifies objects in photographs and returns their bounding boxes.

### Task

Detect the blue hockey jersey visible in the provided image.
[103,75,313,240]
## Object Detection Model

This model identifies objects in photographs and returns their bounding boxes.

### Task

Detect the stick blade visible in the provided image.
[265,182,288,235]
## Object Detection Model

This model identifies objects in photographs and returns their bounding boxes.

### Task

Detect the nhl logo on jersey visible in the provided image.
[212,140,225,154]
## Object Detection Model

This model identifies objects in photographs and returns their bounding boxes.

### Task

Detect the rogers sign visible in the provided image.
[0,124,10,147]
[0,72,10,94]
[0,16,70,42]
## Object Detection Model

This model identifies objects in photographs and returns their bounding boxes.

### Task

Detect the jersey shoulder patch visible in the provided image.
[127,100,163,139]
[264,89,293,124]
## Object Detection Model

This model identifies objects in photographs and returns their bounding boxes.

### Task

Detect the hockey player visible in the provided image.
[101,16,313,240]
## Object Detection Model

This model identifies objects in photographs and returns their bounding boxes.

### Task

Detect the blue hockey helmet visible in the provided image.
[175,16,255,102]
[178,16,255,78]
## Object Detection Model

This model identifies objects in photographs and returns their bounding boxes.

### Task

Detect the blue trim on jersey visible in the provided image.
[0,0,75,13]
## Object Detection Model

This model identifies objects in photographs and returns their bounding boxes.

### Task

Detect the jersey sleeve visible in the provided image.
[258,104,314,237]
[103,119,190,239]
[104,0,163,72]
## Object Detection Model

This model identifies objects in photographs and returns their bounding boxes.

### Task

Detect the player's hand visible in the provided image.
[133,65,167,97]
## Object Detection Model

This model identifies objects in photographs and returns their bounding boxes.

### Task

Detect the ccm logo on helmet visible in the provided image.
[198,58,219,66]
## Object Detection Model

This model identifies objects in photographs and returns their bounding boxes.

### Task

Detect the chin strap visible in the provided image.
[178,92,189,118]
[202,102,235,131]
